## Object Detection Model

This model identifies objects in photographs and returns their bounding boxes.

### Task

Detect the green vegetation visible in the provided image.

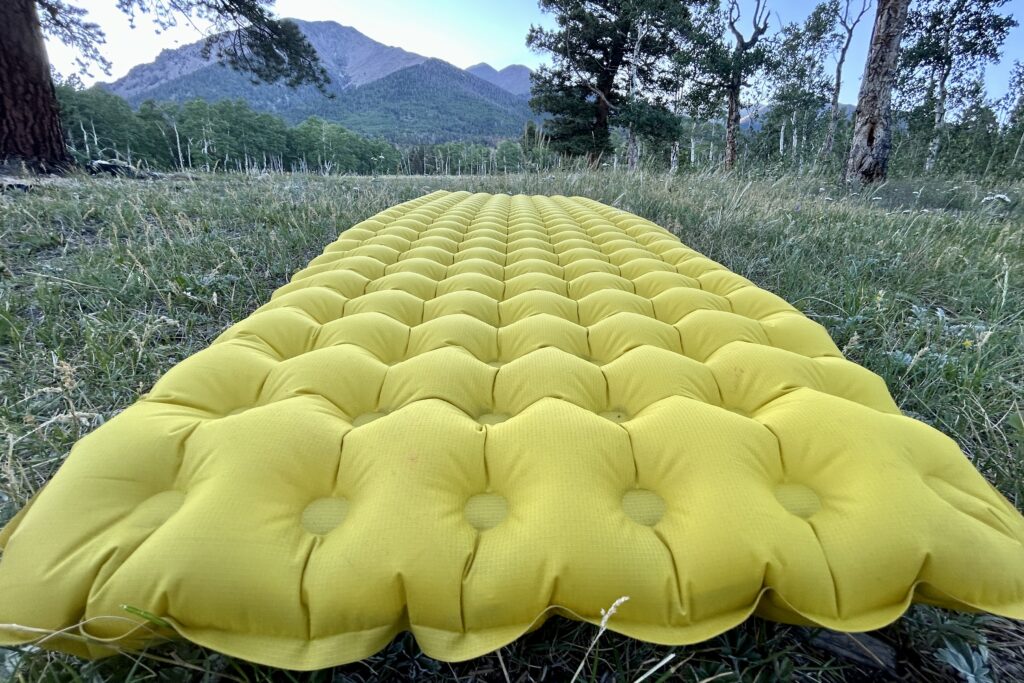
[1,170,1021,681]
[106,58,535,145]
[55,83,554,175]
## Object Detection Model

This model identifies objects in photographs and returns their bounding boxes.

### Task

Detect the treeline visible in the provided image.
[530,0,1024,180]
[611,78,1024,179]
[57,84,398,174]
[56,84,562,175]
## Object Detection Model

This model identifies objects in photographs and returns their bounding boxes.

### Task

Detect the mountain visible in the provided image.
[331,59,534,144]
[466,63,533,96]
[109,20,425,99]
[104,20,534,143]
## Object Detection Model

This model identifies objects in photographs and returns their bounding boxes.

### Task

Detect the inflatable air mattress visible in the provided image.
[2,191,1023,669]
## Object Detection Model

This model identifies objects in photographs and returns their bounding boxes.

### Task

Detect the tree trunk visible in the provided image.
[627,125,639,172]
[844,0,910,185]
[0,0,70,171]
[591,93,611,166]
[1012,127,1024,167]
[779,120,786,156]
[924,65,949,173]
[791,111,798,159]
[724,86,741,170]
[670,140,679,174]
[821,26,854,159]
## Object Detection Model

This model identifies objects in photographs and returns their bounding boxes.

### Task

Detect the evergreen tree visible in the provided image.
[526,0,704,164]
[1,0,328,171]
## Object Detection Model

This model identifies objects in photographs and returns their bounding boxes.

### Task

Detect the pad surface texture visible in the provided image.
[2,191,1024,668]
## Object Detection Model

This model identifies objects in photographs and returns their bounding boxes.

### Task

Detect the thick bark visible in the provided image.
[0,0,70,171]
[724,85,741,169]
[844,0,910,185]
[924,64,949,173]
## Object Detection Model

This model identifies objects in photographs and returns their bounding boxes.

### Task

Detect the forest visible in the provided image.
[44,0,1024,181]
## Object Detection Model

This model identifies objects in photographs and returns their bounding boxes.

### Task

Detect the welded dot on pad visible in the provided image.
[600,410,630,423]
[775,484,821,519]
[464,493,508,530]
[352,412,386,427]
[302,497,349,535]
[622,489,665,526]
[477,413,509,425]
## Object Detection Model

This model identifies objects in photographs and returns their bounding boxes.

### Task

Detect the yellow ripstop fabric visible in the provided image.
[2,190,1024,669]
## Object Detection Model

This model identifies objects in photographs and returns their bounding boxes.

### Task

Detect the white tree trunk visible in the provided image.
[670,140,679,174]
[627,126,639,172]
[1012,127,1024,167]
[924,65,949,173]
[791,110,798,157]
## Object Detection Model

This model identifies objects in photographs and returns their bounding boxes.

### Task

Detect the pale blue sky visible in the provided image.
[47,0,1024,104]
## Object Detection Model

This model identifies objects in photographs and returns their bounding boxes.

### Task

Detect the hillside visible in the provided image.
[329,59,534,143]
[467,63,533,96]
[103,20,534,143]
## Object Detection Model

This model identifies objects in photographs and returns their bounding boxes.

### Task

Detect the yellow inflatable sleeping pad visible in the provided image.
[2,190,1023,669]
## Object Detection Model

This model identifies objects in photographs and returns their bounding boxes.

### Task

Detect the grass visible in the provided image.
[0,169,1022,682]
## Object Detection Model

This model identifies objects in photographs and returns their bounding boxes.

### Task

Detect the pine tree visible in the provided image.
[1,0,328,172]
[526,0,704,164]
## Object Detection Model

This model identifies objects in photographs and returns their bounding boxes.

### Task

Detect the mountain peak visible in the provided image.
[100,21,535,144]
[466,63,532,96]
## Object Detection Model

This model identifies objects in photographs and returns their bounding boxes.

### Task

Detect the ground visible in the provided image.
[0,171,1021,682]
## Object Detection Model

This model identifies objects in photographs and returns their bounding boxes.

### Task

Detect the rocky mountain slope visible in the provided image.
[104,20,534,143]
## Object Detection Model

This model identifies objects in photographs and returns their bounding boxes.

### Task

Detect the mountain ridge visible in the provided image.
[466,63,533,96]
[102,20,536,143]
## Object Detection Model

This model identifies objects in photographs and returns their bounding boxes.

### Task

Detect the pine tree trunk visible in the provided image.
[844,0,910,185]
[725,87,741,170]
[0,0,70,171]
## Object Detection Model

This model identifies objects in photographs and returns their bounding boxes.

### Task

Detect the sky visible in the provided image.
[46,0,1024,104]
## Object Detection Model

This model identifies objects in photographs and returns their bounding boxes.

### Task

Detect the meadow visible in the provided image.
[0,170,1022,681]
